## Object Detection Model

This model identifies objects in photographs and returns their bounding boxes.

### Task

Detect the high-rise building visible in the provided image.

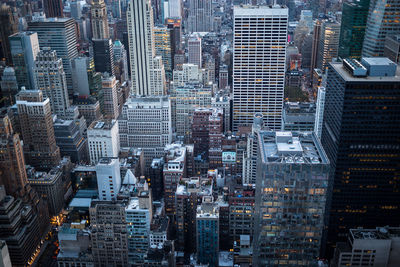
[281,102,316,132]
[54,118,88,163]
[90,200,128,266]
[91,0,110,39]
[384,34,400,64]
[28,18,79,95]
[0,187,41,267]
[168,0,182,18]
[166,17,182,51]
[187,0,213,33]
[338,0,370,59]
[118,96,172,167]
[317,20,340,72]
[314,86,325,139]
[188,36,202,68]
[113,40,129,82]
[0,67,18,106]
[70,0,82,20]
[73,96,103,126]
[43,0,64,18]
[16,89,61,170]
[112,0,122,18]
[0,112,28,198]
[95,158,121,201]
[126,192,153,265]
[232,5,288,131]
[93,39,115,76]
[9,32,40,90]
[127,0,165,96]
[153,26,173,80]
[362,0,400,57]
[0,4,17,65]
[101,74,119,119]
[196,196,219,267]
[310,20,322,76]
[253,131,330,266]
[218,65,228,89]
[321,58,400,257]
[0,240,11,267]
[34,48,70,118]
[87,120,120,165]
[172,64,204,88]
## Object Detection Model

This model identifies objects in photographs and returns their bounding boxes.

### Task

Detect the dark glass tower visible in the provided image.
[93,39,115,76]
[43,0,64,18]
[338,0,370,59]
[321,58,400,257]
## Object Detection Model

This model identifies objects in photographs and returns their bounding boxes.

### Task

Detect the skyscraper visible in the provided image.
[127,0,165,96]
[88,120,120,165]
[93,39,115,76]
[314,86,326,140]
[28,18,79,95]
[34,48,70,118]
[253,131,330,266]
[43,0,64,18]
[16,90,61,170]
[168,0,182,18]
[232,5,288,131]
[321,58,400,257]
[362,0,400,57]
[188,36,202,68]
[317,20,340,72]
[310,20,322,76]
[95,158,121,201]
[153,26,173,80]
[9,32,40,90]
[338,0,370,59]
[187,0,213,33]
[91,0,110,39]
[0,4,17,65]
[101,73,119,119]
[0,67,18,106]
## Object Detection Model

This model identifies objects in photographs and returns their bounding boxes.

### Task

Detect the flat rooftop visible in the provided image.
[88,120,116,130]
[234,5,288,17]
[258,131,329,165]
[330,61,400,82]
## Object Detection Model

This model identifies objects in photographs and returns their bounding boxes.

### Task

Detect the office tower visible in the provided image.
[28,18,79,95]
[300,10,313,33]
[196,196,219,267]
[90,201,128,266]
[95,158,121,201]
[112,0,122,18]
[70,0,82,20]
[362,0,400,57]
[91,0,110,39]
[101,74,119,119]
[211,93,231,132]
[188,36,202,68]
[166,17,182,51]
[253,131,329,266]
[317,20,340,72]
[172,83,212,140]
[9,32,40,90]
[163,144,187,215]
[118,96,172,166]
[148,158,164,200]
[338,0,370,59]
[0,187,41,267]
[126,192,153,265]
[175,177,212,252]
[168,0,182,18]
[0,67,18,106]
[0,4,17,65]
[384,35,400,64]
[154,26,173,80]
[54,119,88,163]
[242,114,264,185]
[88,120,119,165]
[113,40,129,82]
[204,55,215,84]
[229,186,255,245]
[93,39,115,76]
[314,86,325,139]
[27,165,65,216]
[73,96,103,126]
[310,20,322,75]
[219,65,228,89]
[0,112,28,198]
[232,5,288,131]
[331,227,400,267]
[321,58,400,257]
[34,48,70,117]
[282,102,316,132]
[43,0,63,18]
[16,90,61,170]
[127,0,165,96]
[187,0,213,33]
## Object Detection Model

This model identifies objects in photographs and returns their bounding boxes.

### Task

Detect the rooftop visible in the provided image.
[258,131,329,165]
[88,120,116,130]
